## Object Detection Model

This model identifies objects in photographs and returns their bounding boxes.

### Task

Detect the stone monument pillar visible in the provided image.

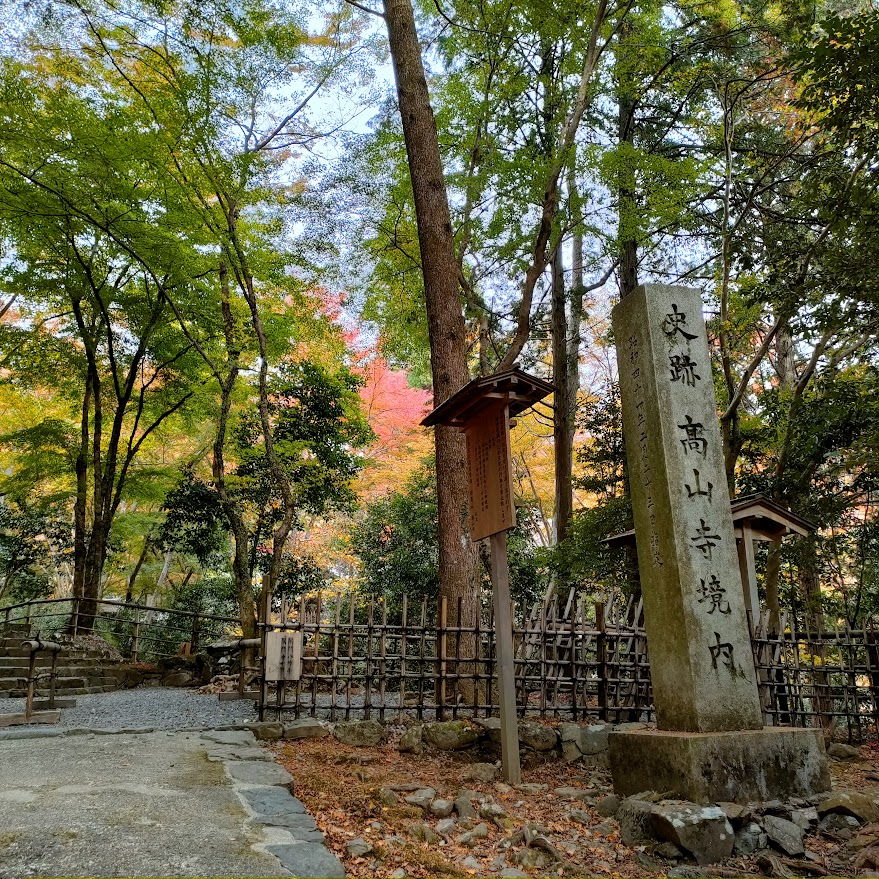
[608,284,829,803]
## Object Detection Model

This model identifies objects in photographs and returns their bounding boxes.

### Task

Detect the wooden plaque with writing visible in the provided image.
[465,402,515,540]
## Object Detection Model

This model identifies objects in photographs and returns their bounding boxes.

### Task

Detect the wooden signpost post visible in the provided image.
[423,367,554,784]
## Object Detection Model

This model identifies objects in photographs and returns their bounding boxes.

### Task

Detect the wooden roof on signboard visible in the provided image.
[421,367,555,428]
[602,493,817,548]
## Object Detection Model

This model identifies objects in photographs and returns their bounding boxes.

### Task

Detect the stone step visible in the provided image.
[0,655,111,669]
[0,646,119,662]
[0,624,32,637]
[2,683,118,698]
[0,674,88,688]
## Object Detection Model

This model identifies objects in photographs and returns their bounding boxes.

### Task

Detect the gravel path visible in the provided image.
[1,687,259,730]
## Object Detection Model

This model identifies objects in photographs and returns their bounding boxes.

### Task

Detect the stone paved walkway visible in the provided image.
[0,728,344,878]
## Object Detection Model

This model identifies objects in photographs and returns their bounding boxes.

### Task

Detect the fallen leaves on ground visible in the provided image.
[273,733,657,878]
[272,732,878,878]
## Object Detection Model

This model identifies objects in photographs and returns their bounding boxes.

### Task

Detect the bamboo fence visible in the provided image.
[260,590,879,742]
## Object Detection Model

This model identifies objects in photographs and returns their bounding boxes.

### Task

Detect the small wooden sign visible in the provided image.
[264,631,302,681]
[465,401,515,541]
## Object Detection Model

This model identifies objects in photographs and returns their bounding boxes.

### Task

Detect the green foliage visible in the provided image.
[794,11,879,153]
[545,383,634,594]
[352,458,546,619]
[233,361,374,526]
[160,471,229,567]
[0,501,70,603]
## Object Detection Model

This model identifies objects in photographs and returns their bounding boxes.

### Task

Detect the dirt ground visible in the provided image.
[273,731,879,879]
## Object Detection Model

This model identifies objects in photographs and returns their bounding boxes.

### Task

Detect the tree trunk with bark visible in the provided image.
[616,27,638,299]
[552,247,573,545]
[381,0,480,677]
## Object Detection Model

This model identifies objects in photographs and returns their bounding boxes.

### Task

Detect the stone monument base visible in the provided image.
[609,726,830,804]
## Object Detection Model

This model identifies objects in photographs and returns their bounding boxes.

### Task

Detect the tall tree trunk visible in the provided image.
[213,261,257,640]
[764,321,797,629]
[72,379,90,609]
[552,246,573,546]
[382,0,480,650]
[617,29,638,299]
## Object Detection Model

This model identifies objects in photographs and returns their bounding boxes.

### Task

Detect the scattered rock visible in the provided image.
[398,725,422,754]
[515,783,548,795]
[568,808,591,825]
[247,721,284,741]
[553,786,597,801]
[377,787,399,807]
[390,869,406,878]
[409,821,441,845]
[650,802,734,865]
[458,822,490,847]
[617,797,657,846]
[500,869,529,878]
[334,720,385,747]
[655,841,683,859]
[790,807,818,830]
[512,848,552,869]
[495,782,512,795]
[430,798,454,818]
[423,720,480,751]
[818,792,879,824]
[734,822,768,855]
[596,794,621,817]
[561,740,582,763]
[717,802,750,825]
[403,787,436,810]
[581,724,611,755]
[763,814,805,856]
[436,817,457,836]
[462,763,498,783]
[667,867,706,878]
[455,795,479,819]
[827,743,861,761]
[462,856,481,871]
[558,723,581,743]
[346,838,372,857]
[283,718,328,740]
[759,799,786,815]
[819,813,861,833]
[479,802,508,824]
[556,722,610,762]
[518,721,557,752]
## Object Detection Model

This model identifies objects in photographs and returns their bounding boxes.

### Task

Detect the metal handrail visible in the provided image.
[22,638,62,719]
[2,597,239,627]
[2,597,241,662]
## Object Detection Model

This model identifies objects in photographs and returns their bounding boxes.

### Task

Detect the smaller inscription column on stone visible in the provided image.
[612,284,762,733]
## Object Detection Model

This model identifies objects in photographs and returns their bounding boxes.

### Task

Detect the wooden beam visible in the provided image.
[489,530,521,784]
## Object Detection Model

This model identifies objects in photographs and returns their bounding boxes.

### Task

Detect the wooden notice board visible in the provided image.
[465,401,515,540]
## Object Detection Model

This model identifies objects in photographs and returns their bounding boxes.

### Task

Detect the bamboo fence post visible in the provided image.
[596,601,607,722]
[865,619,879,734]
[438,597,448,721]
[399,594,408,723]
[379,597,388,723]
[417,597,427,722]
[346,594,355,721]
